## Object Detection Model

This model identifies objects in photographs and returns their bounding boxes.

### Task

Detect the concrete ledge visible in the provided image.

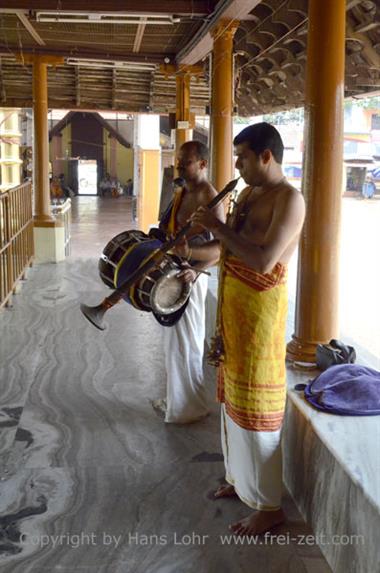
[34,225,66,263]
[283,370,380,573]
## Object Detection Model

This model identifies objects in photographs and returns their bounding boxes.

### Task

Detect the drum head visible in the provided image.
[150,268,191,315]
[153,297,190,327]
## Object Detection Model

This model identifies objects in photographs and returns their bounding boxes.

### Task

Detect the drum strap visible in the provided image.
[167,188,185,236]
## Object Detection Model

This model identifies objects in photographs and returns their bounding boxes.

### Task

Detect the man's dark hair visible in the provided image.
[181,140,209,161]
[233,122,284,164]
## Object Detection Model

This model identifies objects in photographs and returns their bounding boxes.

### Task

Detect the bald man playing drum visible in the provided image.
[154,140,224,423]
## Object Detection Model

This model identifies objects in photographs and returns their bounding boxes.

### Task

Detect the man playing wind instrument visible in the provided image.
[176,123,305,534]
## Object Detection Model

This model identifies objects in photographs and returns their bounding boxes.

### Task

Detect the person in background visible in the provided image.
[50,175,65,201]
[99,173,112,197]
[362,173,376,199]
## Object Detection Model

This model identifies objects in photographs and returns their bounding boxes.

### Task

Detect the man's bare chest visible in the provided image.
[234,193,275,237]
[176,193,203,225]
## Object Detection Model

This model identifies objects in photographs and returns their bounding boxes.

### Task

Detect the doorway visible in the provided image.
[77,160,98,195]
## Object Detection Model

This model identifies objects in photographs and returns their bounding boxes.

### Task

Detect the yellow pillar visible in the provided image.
[33,55,54,224]
[134,114,161,232]
[137,149,161,233]
[210,20,238,191]
[28,54,67,263]
[176,73,190,126]
[286,0,346,363]
[175,71,193,170]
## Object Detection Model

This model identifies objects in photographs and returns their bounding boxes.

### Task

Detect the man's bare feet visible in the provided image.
[230,508,285,536]
[214,484,237,498]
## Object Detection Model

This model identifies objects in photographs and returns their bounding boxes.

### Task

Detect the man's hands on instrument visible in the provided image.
[190,206,222,233]
[171,238,196,283]
[172,236,191,259]
[177,263,198,284]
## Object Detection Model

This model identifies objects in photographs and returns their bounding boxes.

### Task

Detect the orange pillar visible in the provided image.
[175,71,192,167]
[286,0,346,363]
[210,20,238,191]
[27,54,66,262]
[33,55,54,224]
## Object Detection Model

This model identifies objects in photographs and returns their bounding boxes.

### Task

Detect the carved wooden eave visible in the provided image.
[0,0,378,115]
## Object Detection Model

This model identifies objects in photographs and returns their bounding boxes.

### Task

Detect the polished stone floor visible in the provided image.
[0,196,335,572]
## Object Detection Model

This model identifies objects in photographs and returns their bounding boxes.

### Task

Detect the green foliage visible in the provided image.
[261,96,379,125]
[234,117,252,124]
[263,108,304,125]
[347,96,380,110]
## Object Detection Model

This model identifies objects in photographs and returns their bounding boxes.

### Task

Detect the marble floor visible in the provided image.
[1,196,333,572]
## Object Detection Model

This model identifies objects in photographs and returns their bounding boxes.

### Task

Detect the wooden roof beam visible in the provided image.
[346,21,380,68]
[352,4,380,34]
[1,46,173,65]
[49,111,75,139]
[0,57,6,103]
[133,18,147,53]
[0,1,216,14]
[16,11,46,46]
[346,0,364,10]
[75,66,80,106]
[177,1,262,65]
[355,76,380,87]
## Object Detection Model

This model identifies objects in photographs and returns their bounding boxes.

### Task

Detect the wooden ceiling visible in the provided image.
[235,0,380,114]
[0,0,378,116]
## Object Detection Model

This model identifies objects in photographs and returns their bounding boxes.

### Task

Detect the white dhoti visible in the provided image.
[221,404,283,510]
[163,273,209,423]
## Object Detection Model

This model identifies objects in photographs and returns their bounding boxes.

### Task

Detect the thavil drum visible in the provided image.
[98,230,191,326]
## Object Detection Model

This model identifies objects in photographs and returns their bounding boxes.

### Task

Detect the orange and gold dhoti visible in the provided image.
[217,256,288,509]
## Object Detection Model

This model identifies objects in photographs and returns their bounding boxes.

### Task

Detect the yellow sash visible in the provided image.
[217,256,288,431]
[167,188,185,236]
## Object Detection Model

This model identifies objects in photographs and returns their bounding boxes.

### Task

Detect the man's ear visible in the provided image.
[261,149,272,164]
[200,159,208,170]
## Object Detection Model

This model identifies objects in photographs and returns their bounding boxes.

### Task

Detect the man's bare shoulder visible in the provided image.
[274,182,305,227]
[276,182,305,208]
[199,180,218,201]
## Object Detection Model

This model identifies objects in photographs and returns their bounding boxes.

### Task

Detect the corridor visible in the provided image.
[0,196,332,572]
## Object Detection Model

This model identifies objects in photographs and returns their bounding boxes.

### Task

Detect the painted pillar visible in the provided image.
[30,54,67,263]
[175,71,193,168]
[33,56,54,224]
[286,0,346,362]
[210,20,238,191]
[133,114,161,233]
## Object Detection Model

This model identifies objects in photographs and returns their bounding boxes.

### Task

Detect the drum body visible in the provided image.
[98,230,191,325]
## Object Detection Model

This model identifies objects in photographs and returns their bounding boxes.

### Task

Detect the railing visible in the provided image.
[51,198,71,257]
[0,182,34,309]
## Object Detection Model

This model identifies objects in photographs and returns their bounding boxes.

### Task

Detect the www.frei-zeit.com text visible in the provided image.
[19,531,365,549]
